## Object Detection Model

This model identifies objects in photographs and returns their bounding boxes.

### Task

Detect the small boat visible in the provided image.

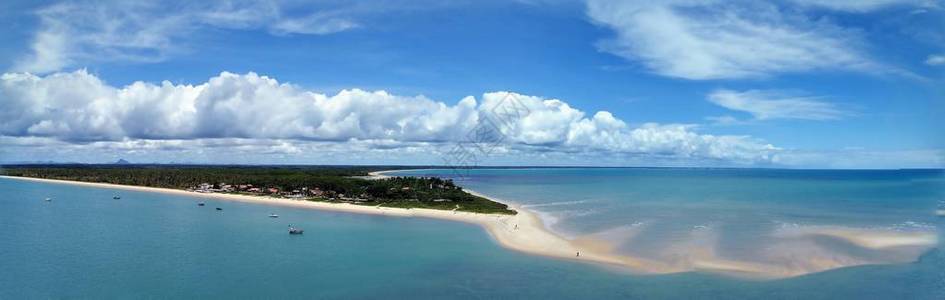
[268,213,279,218]
[216,207,223,211]
[44,197,52,202]
[197,202,205,206]
[288,225,304,234]
[113,196,121,200]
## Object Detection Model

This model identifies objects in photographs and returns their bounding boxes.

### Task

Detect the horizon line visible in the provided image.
[1,162,942,172]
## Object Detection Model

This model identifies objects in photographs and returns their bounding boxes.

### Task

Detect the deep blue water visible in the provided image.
[2,168,944,299]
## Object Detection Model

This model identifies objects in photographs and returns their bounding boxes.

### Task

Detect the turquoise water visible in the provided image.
[2,169,944,299]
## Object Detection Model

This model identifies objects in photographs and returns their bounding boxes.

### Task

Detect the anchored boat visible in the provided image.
[288,225,304,234]
[269,213,279,218]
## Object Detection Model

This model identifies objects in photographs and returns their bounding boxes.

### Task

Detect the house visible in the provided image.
[196,183,213,193]
[267,188,279,194]
[281,189,305,199]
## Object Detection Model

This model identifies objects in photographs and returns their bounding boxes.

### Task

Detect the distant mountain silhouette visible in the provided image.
[113,159,131,165]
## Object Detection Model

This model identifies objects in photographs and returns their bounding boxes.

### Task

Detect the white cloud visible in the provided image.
[926,54,945,65]
[478,93,779,163]
[705,115,751,126]
[584,0,874,80]
[787,0,938,12]
[707,89,850,120]
[0,70,780,164]
[12,1,363,73]
[0,70,479,142]
[0,136,448,165]
[270,12,360,36]
[4,136,940,168]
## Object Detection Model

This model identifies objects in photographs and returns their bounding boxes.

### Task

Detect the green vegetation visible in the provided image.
[0,165,515,214]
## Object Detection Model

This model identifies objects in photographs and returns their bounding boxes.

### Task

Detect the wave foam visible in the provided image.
[522,199,592,208]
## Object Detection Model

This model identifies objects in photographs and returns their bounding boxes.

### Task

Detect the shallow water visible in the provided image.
[2,170,944,299]
[391,168,945,276]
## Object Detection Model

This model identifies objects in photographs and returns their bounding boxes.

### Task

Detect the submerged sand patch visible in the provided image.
[5,173,938,279]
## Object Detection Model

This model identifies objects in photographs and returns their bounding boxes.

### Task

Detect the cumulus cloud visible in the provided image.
[584,0,875,80]
[926,54,945,65]
[0,70,780,164]
[0,70,479,142]
[707,89,850,121]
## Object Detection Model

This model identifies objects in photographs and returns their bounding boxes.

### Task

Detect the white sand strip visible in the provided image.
[2,174,668,274]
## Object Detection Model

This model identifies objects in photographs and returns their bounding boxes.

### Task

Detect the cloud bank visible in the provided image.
[0,70,780,165]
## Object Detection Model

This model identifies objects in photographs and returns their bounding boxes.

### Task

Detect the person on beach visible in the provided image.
[576,251,580,257]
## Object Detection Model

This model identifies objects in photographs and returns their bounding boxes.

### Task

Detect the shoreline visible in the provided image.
[8,172,929,279]
[367,170,942,278]
[366,170,676,273]
[1,174,657,275]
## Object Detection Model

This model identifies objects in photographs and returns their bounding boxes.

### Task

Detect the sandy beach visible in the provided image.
[364,171,679,273]
[0,174,651,274]
[5,172,935,279]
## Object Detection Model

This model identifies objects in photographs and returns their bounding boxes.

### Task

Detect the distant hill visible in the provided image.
[113,159,131,165]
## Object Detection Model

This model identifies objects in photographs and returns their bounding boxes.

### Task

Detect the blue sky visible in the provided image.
[0,0,943,168]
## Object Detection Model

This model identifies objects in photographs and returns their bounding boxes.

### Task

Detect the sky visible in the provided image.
[0,0,943,168]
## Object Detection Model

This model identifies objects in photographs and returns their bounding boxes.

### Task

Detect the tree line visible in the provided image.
[1,165,515,214]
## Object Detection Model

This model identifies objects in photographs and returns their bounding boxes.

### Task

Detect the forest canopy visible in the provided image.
[1,165,515,214]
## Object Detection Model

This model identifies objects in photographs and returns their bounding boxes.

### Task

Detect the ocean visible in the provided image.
[2,168,944,299]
